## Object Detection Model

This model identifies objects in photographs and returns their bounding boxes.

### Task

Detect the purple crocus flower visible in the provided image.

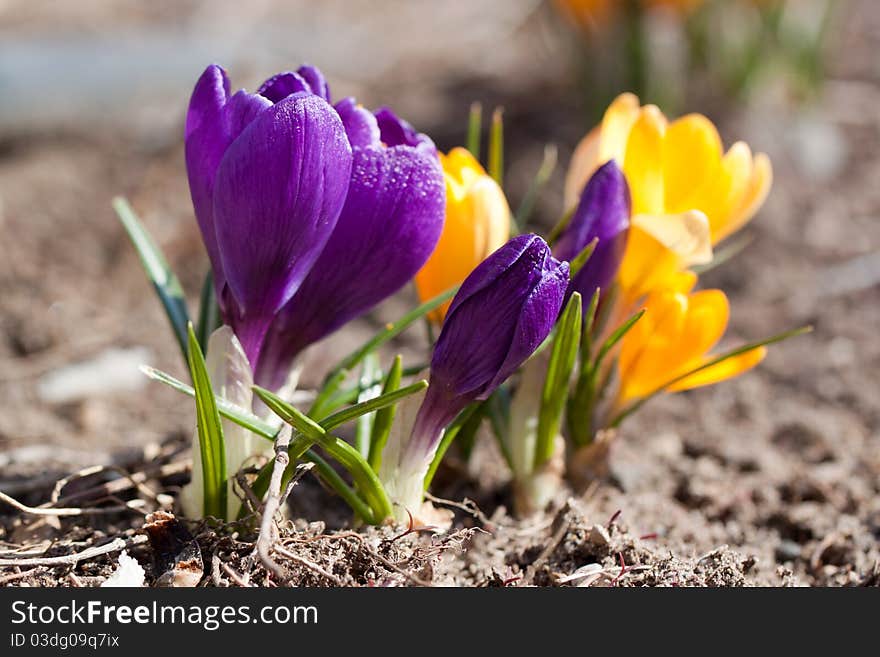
[380,234,568,518]
[254,94,446,389]
[185,64,353,366]
[553,160,630,302]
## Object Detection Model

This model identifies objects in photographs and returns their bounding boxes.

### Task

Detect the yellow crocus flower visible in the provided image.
[565,93,772,301]
[415,147,510,321]
[565,92,773,244]
[616,273,766,406]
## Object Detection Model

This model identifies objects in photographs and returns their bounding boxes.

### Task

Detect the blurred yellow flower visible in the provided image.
[616,273,766,405]
[555,0,704,30]
[566,92,772,244]
[565,93,772,301]
[415,147,511,321]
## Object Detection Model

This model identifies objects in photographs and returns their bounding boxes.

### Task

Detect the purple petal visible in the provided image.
[486,257,569,393]
[446,233,539,318]
[297,65,331,101]
[256,145,445,389]
[185,70,272,294]
[375,107,436,155]
[334,97,381,149]
[211,92,353,362]
[553,160,630,300]
[430,235,567,401]
[185,64,230,139]
[257,71,312,103]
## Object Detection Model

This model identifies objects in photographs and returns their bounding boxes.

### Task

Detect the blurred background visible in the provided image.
[0,0,876,532]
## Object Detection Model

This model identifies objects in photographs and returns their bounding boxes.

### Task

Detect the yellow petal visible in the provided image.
[564,126,601,210]
[415,150,510,322]
[598,92,641,164]
[563,93,641,210]
[623,105,666,216]
[715,152,773,243]
[633,209,713,267]
[662,114,723,213]
[617,225,683,302]
[690,141,754,244]
[617,289,688,401]
[667,346,766,392]
[677,289,730,361]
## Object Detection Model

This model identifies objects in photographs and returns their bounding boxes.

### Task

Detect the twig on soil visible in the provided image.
[0,535,146,568]
[50,461,188,508]
[423,492,494,529]
[519,514,572,587]
[0,490,144,517]
[0,568,42,585]
[296,532,433,587]
[234,471,263,517]
[273,545,342,586]
[255,425,292,582]
[221,561,252,587]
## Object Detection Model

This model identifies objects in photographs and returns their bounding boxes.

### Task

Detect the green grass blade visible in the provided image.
[423,403,481,490]
[609,325,813,428]
[488,107,504,188]
[252,386,393,522]
[321,286,458,388]
[368,356,403,471]
[467,101,483,160]
[354,354,382,458]
[196,271,222,350]
[535,293,582,468]
[318,380,428,432]
[185,324,227,519]
[113,197,190,362]
[594,308,646,371]
[252,386,326,442]
[515,144,558,229]
[141,365,277,439]
[568,238,598,280]
[546,206,575,246]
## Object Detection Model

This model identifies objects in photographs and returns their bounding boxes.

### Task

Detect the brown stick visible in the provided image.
[255,425,292,581]
[273,545,342,586]
[0,535,145,568]
[0,490,143,517]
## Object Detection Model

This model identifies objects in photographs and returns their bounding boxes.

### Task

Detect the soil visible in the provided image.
[1,1,878,587]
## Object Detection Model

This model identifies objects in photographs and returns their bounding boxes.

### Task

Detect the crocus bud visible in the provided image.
[414,147,510,322]
[185,64,353,366]
[553,160,630,301]
[254,99,446,390]
[380,234,569,520]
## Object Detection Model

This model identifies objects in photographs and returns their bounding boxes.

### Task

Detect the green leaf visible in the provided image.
[594,308,645,372]
[252,386,393,523]
[245,449,376,524]
[354,353,382,458]
[535,292,582,468]
[515,144,558,228]
[467,101,483,160]
[186,323,227,519]
[196,271,222,351]
[319,286,457,395]
[546,206,575,247]
[486,387,513,468]
[423,403,481,490]
[317,380,428,433]
[608,325,813,428]
[141,365,277,439]
[113,197,190,362]
[368,355,403,471]
[581,287,601,364]
[488,107,504,189]
[568,238,599,280]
